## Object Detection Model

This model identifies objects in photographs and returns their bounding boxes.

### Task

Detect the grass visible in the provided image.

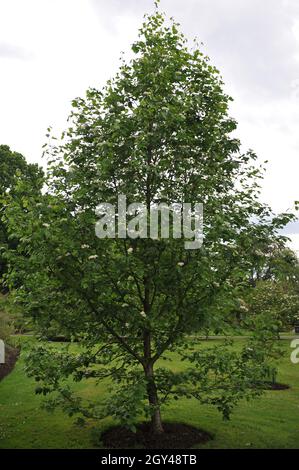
[0,336,299,449]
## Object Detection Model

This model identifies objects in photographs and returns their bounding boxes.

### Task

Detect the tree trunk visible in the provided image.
[142,245,164,434]
[144,362,164,434]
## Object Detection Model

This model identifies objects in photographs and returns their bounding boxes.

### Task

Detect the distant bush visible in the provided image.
[0,293,32,339]
[0,295,14,341]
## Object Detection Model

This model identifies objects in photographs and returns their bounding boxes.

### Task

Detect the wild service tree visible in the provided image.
[3,6,295,434]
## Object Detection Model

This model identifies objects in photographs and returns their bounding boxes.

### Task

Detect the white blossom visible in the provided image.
[42,223,50,228]
[81,244,90,249]
[139,311,146,318]
[240,305,249,312]
[177,262,184,267]
[127,247,134,254]
[88,255,98,260]
[255,249,264,256]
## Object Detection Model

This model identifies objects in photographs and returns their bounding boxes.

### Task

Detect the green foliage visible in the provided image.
[0,292,32,334]
[245,279,299,331]
[248,245,299,286]
[0,145,44,290]
[0,296,14,341]
[3,7,295,432]
[1,338,299,449]
[0,145,42,194]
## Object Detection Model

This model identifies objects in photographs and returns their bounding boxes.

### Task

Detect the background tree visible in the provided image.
[0,144,43,291]
[230,245,299,327]
[244,279,299,332]
[248,243,299,286]
[0,294,14,341]
[4,7,295,434]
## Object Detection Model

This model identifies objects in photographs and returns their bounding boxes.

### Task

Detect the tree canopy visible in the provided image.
[0,145,43,289]
[3,7,296,433]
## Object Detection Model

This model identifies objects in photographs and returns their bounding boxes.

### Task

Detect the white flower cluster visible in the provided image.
[88,255,98,260]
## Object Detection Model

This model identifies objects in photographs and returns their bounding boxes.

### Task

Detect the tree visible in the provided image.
[3,6,295,434]
[0,294,14,341]
[0,145,44,290]
[245,279,299,332]
[230,246,299,327]
[247,243,299,287]
[242,246,299,332]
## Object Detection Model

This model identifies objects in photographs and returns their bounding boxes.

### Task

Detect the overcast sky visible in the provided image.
[1,0,299,248]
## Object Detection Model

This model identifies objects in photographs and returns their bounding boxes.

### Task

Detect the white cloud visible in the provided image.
[0,0,139,165]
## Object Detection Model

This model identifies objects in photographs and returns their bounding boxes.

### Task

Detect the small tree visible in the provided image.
[3,6,295,434]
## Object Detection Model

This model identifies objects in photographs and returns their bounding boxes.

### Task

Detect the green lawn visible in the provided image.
[0,337,299,449]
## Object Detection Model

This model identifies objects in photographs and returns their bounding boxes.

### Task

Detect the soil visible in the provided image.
[101,422,212,449]
[0,345,20,381]
[263,382,290,391]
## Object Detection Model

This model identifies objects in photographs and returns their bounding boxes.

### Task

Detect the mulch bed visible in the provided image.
[0,345,20,381]
[101,422,212,449]
[263,382,290,391]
